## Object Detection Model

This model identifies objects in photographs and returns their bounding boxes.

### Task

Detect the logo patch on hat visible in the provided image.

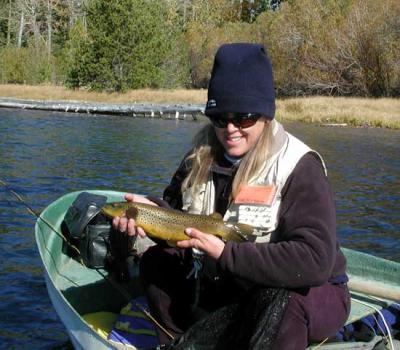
[207,99,217,108]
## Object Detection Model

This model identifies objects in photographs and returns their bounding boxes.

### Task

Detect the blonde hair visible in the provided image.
[182,120,272,200]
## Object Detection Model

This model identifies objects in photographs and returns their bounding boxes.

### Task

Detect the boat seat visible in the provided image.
[347,291,395,325]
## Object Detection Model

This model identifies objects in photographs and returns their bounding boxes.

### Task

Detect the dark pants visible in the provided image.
[139,245,351,348]
[139,245,197,344]
[272,284,350,349]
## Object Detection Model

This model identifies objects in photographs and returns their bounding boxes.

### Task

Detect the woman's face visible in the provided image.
[214,117,267,157]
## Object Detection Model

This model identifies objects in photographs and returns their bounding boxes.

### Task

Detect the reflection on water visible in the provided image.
[0,109,399,348]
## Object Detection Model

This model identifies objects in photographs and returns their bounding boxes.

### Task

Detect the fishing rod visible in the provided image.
[0,179,82,258]
[0,179,175,342]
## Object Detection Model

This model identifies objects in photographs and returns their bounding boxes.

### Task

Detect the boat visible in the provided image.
[35,190,400,350]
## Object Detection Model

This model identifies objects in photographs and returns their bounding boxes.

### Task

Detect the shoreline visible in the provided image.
[0,97,204,120]
[0,85,399,129]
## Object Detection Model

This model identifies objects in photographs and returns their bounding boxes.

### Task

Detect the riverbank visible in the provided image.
[0,84,399,129]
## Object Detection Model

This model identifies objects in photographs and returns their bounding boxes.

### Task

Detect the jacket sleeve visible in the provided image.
[218,152,338,288]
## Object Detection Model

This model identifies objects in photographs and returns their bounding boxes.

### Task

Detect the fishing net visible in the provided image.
[170,287,289,350]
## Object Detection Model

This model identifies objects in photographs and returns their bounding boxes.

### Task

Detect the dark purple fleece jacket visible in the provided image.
[163,152,347,290]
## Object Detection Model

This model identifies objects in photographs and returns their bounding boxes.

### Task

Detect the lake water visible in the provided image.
[0,108,399,349]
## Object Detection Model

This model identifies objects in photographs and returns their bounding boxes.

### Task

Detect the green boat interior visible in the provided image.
[36,191,400,349]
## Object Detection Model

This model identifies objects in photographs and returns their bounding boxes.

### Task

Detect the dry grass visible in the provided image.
[0,84,399,128]
[0,84,207,104]
[277,97,400,129]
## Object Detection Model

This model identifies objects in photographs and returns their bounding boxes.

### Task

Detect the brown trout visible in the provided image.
[101,202,255,243]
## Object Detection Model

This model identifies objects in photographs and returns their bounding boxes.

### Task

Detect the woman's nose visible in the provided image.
[226,122,239,132]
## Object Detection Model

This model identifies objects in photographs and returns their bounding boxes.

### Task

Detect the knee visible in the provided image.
[272,292,308,350]
[284,291,308,320]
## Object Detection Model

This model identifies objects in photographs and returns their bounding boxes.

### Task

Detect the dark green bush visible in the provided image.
[63,0,188,91]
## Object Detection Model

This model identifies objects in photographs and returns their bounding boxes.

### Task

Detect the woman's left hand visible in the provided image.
[177,228,225,260]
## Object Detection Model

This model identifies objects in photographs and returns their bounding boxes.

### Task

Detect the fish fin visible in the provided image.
[166,240,177,247]
[231,222,256,242]
[209,212,223,220]
[126,207,138,220]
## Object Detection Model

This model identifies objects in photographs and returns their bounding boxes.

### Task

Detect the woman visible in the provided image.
[113,43,350,349]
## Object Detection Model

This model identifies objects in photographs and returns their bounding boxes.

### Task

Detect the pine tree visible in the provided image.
[65,0,188,91]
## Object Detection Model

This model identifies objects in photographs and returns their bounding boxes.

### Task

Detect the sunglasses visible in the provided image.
[208,113,262,129]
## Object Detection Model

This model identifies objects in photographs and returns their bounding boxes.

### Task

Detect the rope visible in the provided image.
[351,297,395,350]
[312,294,399,349]
[309,337,329,349]
[0,179,175,341]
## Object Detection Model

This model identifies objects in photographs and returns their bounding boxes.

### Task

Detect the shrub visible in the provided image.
[254,0,400,97]
[0,42,53,84]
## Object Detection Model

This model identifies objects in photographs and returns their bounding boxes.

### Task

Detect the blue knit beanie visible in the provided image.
[205,43,275,119]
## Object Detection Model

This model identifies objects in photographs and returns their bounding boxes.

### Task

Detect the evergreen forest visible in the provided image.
[0,0,399,97]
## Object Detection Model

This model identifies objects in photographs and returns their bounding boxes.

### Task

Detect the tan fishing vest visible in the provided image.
[182,120,326,243]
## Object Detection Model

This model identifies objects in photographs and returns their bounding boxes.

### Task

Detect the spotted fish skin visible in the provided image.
[101,202,254,243]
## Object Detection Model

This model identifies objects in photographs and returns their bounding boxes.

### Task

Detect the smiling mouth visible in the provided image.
[227,136,242,143]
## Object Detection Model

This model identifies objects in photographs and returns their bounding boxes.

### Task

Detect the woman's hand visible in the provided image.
[177,228,225,260]
[112,193,156,237]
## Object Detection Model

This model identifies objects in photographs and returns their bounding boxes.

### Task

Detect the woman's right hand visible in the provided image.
[112,193,156,238]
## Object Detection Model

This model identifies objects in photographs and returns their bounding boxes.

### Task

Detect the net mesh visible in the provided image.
[171,287,289,350]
